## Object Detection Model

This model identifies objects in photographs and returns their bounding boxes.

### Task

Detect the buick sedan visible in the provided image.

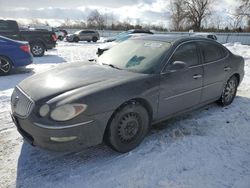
[11,35,244,153]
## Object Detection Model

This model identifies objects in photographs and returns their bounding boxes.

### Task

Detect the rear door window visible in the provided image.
[198,41,227,63]
[0,21,18,32]
[0,21,10,32]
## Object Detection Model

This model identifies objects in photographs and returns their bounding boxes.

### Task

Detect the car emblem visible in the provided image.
[13,95,19,108]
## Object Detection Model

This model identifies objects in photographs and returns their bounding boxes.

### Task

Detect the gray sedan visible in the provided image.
[11,35,244,153]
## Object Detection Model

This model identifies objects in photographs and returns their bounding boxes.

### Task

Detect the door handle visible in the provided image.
[224,67,231,71]
[193,74,202,79]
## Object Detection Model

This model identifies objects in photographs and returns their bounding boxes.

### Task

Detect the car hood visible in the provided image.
[98,41,118,50]
[104,37,116,42]
[18,61,142,101]
[66,34,75,37]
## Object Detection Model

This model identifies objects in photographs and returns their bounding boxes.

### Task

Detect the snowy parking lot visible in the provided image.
[0,41,250,188]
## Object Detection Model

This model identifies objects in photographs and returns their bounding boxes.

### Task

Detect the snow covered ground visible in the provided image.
[0,41,250,188]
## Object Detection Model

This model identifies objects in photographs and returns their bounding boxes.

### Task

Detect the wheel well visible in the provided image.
[0,55,13,66]
[233,73,240,86]
[30,41,46,50]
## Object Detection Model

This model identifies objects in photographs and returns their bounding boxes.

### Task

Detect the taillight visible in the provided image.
[20,45,30,53]
[52,34,57,41]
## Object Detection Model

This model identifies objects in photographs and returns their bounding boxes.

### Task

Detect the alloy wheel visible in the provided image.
[32,45,44,56]
[223,79,237,103]
[0,57,11,74]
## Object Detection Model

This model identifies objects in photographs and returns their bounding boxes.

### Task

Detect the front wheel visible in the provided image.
[31,43,45,57]
[217,75,238,106]
[0,56,12,75]
[105,102,150,153]
[73,37,79,42]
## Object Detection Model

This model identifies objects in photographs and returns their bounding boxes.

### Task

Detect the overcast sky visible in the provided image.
[0,0,239,27]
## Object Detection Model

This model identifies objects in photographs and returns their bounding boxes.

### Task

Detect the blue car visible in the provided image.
[0,36,33,75]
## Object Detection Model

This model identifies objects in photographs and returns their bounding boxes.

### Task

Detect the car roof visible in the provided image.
[193,33,216,36]
[131,34,218,44]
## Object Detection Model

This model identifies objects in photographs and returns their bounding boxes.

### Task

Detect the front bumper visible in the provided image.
[11,111,112,151]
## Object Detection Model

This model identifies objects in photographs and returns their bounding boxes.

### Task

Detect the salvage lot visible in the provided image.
[1,41,250,188]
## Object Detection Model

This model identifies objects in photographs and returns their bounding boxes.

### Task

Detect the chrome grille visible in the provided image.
[11,87,34,118]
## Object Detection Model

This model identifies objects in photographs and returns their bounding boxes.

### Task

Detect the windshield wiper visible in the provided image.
[88,59,97,62]
[102,63,122,70]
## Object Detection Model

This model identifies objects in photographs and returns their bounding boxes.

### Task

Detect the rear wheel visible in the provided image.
[0,56,12,75]
[58,36,64,41]
[92,37,98,42]
[105,102,150,153]
[30,43,45,57]
[217,75,238,106]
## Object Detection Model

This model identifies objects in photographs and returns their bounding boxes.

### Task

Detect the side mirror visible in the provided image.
[167,61,188,72]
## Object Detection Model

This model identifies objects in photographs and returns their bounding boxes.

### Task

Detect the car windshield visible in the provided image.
[98,40,171,74]
[115,35,131,42]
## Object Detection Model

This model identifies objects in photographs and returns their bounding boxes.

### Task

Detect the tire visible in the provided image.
[105,102,150,153]
[0,56,12,75]
[217,75,238,106]
[58,36,64,41]
[31,43,45,57]
[73,37,79,43]
[92,37,98,42]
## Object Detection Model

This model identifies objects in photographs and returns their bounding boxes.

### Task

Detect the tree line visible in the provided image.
[25,0,250,32]
[59,10,167,31]
[170,0,250,32]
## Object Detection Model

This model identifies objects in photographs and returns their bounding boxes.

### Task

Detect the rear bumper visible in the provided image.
[11,111,112,151]
[13,56,33,67]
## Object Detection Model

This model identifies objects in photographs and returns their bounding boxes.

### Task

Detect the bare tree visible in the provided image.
[236,0,250,30]
[229,13,244,30]
[170,0,187,30]
[184,0,212,31]
[87,10,105,29]
[237,0,250,17]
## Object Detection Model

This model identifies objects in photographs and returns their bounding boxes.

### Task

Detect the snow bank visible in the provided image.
[0,42,250,188]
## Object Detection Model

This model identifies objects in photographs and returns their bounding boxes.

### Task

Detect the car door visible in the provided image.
[197,41,230,103]
[158,41,203,120]
[81,31,91,41]
[79,31,85,40]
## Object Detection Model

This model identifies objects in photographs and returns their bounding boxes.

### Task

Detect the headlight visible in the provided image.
[50,104,87,121]
[39,104,50,117]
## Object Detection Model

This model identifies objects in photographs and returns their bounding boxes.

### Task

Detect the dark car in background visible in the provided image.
[11,36,244,153]
[66,30,100,42]
[193,33,218,40]
[0,36,33,75]
[0,20,57,57]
